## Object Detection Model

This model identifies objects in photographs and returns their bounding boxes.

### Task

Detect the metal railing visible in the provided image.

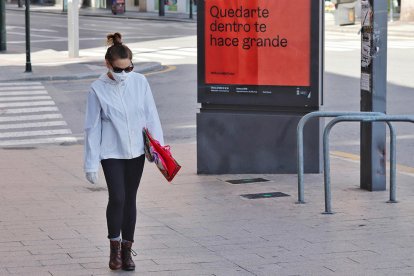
[296,111,385,203]
[323,115,414,214]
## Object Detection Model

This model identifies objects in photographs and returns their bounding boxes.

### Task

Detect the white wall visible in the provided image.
[140,0,189,12]
[401,0,414,21]
[126,0,136,10]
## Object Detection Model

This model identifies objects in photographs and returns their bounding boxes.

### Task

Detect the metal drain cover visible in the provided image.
[241,192,290,199]
[226,178,269,184]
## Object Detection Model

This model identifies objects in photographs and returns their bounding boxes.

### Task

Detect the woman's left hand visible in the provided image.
[85,172,98,184]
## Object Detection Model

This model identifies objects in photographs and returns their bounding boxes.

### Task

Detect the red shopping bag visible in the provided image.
[143,128,181,182]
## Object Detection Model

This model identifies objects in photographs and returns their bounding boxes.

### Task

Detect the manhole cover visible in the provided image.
[226,178,269,184]
[241,192,290,199]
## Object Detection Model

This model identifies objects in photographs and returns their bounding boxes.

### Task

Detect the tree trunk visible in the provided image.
[401,0,414,21]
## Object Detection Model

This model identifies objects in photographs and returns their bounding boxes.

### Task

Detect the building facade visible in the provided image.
[24,0,197,14]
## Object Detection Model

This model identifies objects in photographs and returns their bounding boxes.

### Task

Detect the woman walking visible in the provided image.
[83,32,164,271]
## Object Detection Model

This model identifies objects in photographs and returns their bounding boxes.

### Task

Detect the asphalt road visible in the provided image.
[324,29,414,168]
[5,10,195,53]
[2,10,414,168]
[43,64,197,145]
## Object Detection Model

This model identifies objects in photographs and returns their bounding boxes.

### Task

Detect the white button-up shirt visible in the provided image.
[84,72,164,173]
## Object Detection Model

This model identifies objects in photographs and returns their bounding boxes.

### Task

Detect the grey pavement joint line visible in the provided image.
[142,217,257,275]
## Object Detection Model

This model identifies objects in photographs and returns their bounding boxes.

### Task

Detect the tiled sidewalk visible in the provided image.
[0,144,414,275]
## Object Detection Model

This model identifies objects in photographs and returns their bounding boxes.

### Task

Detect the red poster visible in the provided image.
[205,0,311,86]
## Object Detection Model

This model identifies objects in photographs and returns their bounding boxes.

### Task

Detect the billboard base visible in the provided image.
[197,110,322,174]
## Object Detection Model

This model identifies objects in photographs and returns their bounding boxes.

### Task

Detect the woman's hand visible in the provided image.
[86,172,98,184]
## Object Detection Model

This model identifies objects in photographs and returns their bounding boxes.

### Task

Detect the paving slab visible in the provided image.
[0,143,414,274]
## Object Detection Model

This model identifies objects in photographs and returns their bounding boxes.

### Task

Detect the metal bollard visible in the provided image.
[323,115,414,214]
[296,111,384,204]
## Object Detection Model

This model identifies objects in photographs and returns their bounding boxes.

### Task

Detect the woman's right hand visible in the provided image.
[86,172,98,184]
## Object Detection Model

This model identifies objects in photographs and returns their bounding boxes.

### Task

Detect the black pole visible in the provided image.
[0,0,6,51]
[159,0,164,16]
[25,0,32,72]
[189,0,192,19]
[360,0,388,191]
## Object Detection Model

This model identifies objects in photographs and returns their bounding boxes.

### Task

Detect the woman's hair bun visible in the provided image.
[107,32,122,46]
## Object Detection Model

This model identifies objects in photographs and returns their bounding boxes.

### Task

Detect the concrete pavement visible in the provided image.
[1,143,414,275]
[1,6,414,276]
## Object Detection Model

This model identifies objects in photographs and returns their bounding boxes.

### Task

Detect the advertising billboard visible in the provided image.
[198,0,322,108]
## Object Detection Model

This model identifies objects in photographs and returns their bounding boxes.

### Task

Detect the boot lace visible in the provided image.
[130,248,137,256]
[122,245,137,258]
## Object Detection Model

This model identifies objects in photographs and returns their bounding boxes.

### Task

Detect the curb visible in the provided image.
[0,62,164,82]
[6,6,197,23]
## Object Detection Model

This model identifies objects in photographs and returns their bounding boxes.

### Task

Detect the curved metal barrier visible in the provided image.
[296,111,384,203]
[323,115,414,214]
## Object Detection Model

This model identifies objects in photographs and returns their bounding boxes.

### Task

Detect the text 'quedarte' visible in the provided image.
[208,5,288,50]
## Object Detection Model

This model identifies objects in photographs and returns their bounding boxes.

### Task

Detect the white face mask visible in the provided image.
[110,70,129,83]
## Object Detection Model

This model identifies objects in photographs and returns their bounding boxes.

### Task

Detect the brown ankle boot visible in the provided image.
[121,240,136,271]
[109,240,122,270]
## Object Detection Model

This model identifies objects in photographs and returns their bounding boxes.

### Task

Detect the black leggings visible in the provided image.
[101,155,145,242]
